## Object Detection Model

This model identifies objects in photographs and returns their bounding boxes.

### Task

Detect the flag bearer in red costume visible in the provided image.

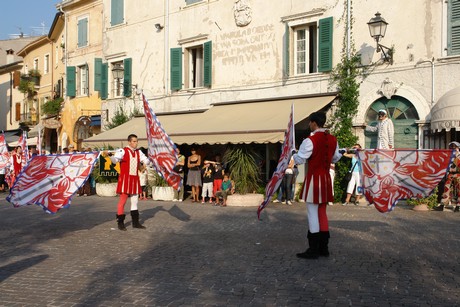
[292,112,343,259]
[9,146,24,184]
[105,134,150,231]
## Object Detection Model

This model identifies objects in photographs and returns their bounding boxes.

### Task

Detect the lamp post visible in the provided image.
[111,63,124,96]
[367,12,393,64]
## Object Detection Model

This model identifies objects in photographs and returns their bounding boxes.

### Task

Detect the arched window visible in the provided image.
[365,96,419,149]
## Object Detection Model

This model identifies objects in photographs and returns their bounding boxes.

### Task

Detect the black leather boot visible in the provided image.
[131,210,146,229]
[433,204,444,211]
[116,214,127,231]
[454,206,459,212]
[296,232,320,259]
[319,231,330,257]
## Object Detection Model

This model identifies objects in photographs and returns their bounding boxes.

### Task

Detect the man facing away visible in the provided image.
[292,112,343,259]
[104,134,150,231]
[365,109,394,149]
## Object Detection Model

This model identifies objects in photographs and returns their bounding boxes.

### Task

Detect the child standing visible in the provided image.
[138,163,148,200]
[201,161,214,203]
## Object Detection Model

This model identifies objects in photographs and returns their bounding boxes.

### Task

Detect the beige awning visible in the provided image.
[431,87,460,132]
[82,95,336,148]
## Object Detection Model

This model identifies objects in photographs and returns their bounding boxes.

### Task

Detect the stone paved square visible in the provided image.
[0,193,459,306]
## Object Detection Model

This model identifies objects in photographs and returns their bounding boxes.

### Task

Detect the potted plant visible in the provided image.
[406,187,439,211]
[223,145,264,206]
[151,171,174,201]
[28,69,41,85]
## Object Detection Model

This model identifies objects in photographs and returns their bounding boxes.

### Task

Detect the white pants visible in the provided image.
[202,182,213,198]
[346,172,362,195]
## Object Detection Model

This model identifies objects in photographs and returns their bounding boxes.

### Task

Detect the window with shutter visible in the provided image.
[77,17,88,48]
[448,0,460,55]
[94,58,102,92]
[123,58,132,97]
[66,66,76,97]
[111,0,124,26]
[203,41,212,87]
[170,48,183,91]
[101,63,108,100]
[318,17,333,72]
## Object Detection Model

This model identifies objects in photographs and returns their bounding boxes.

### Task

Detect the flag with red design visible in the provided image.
[18,130,29,167]
[142,94,181,190]
[358,149,453,213]
[6,152,99,214]
[0,132,9,170]
[257,104,295,219]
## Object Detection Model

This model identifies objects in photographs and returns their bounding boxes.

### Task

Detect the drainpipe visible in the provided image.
[58,4,67,97]
[9,72,13,125]
[165,0,170,95]
[346,0,351,60]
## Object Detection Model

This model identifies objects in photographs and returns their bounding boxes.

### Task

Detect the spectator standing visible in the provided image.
[365,109,394,149]
[292,112,343,259]
[173,148,185,202]
[138,163,148,200]
[10,146,23,184]
[186,148,202,202]
[342,144,362,206]
[201,160,214,203]
[434,141,460,212]
[212,156,225,199]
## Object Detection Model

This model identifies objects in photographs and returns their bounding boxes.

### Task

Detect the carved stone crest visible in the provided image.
[377,77,403,99]
[234,0,252,27]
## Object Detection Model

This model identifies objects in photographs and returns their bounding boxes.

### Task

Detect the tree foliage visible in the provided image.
[42,98,63,115]
[105,105,132,129]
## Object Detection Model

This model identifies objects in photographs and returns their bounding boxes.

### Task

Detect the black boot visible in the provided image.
[116,214,127,231]
[433,204,444,211]
[296,231,320,259]
[319,231,330,257]
[454,206,459,212]
[131,210,146,229]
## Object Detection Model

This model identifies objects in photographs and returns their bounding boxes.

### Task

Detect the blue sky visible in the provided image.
[1,0,61,40]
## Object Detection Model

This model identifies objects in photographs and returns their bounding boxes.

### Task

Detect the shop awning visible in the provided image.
[8,137,38,147]
[431,87,460,132]
[82,95,336,148]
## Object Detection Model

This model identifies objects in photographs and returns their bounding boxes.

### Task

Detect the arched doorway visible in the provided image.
[365,96,419,149]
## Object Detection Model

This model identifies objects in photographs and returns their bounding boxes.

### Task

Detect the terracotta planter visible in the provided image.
[96,183,117,197]
[412,203,429,211]
[152,186,174,201]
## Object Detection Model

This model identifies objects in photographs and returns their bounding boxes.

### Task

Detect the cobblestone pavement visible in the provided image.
[0,193,459,306]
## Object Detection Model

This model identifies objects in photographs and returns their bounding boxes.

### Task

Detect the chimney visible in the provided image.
[6,49,14,64]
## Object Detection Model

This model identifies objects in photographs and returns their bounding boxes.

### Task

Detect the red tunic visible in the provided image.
[300,131,338,204]
[116,147,142,195]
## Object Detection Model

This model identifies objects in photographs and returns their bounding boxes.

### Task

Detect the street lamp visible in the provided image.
[367,12,393,64]
[111,63,124,80]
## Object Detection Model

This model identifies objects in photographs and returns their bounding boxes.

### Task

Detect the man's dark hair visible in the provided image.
[309,112,326,128]
[127,134,138,141]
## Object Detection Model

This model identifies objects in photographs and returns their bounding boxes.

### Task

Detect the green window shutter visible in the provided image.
[170,48,182,91]
[111,0,124,26]
[186,0,202,4]
[448,0,460,55]
[284,24,290,77]
[123,58,132,97]
[77,18,88,47]
[203,41,212,87]
[66,66,76,97]
[101,63,108,100]
[94,58,102,92]
[318,17,333,72]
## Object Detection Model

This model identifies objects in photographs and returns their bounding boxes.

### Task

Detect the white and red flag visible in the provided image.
[357,149,453,213]
[7,152,99,214]
[257,104,295,219]
[18,130,29,167]
[0,132,9,170]
[142,94,181,190]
